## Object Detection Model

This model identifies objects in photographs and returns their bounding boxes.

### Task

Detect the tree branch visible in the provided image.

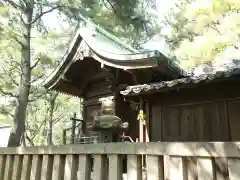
[30,119,47,141]
[0,64,20,86]
[12,36,24,47]
[28,89,49,102]
[7,75,19,87]
[52,114,64,124]
[0,88,18,98]
[20,15,27,27]
[6,0,23,10]
[4,60,21,73]
[30,58,41,69]
[30,74,44,83]
[0,106,14,118]
[105,0,121,18]
[205,23,222,35]
[25,133,35,146]
[31,6,60,24]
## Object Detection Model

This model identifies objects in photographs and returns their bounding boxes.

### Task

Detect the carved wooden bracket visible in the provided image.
[73,40,90,61]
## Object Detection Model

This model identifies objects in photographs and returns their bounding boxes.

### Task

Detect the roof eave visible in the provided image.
[120,67,240,96]
[43,31,82,90]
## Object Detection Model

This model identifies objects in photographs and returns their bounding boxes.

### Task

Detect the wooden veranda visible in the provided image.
[0,142,240,180]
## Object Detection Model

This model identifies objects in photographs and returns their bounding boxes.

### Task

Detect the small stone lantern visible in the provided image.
[88,96,129,143]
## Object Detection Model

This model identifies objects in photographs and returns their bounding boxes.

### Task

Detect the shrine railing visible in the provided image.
[0,142,240,180]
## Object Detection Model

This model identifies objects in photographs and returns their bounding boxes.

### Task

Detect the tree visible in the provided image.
[25,92,80,146]
[164,0,240,70]
[0,14,80,145]
[0,1,77,146]
[46,92,58,145]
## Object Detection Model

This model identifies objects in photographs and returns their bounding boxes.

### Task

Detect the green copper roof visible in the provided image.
[44,20,186,92]
[79,21,165,61]
[82,21,139,53]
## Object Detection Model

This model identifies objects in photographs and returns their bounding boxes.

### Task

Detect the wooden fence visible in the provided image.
[0,142,240,180]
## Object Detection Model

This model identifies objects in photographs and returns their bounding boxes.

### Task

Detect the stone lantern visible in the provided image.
[88,96,129,143]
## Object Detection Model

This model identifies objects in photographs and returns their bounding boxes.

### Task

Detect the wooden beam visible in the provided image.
[2,142,240,157]
[125,69,154,84]
[82,71,114,85]
[125,70,138,84]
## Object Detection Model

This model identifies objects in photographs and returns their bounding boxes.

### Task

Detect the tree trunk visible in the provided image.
[7,7,33,147]
[47,92,58,145]
[21,133,26,146]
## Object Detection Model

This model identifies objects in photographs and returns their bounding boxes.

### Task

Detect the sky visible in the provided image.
[42,0,177,54]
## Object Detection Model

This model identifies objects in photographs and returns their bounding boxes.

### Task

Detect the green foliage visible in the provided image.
[26,93,80,146]
[64,0,160,47]
[165,0,240,70]
[0,0,81,146]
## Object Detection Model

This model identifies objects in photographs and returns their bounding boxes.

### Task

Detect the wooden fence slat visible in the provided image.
[169,156,184,180]
[197,158,214,180]
[183,157,197,180]
[12,155,23,180]
[41,155,53,180]
[214,158,229,180]
[146,155,163,180]
[92,155,108,180]
[108,155,123,180]
[52,155,65,180]
[30,155,42,180]
[64,155,78,180]
[0,155,6,180]
[3,155,14,180]
[21,155,32,180]
[127,155,142,180]
[228,158,240,180]
[164,155,170,180]
[77,155,91,180]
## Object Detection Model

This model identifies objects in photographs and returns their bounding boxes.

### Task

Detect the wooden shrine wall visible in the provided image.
[147,81,240,142]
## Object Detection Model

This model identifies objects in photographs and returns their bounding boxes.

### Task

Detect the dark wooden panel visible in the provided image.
[218,101,230,141]
[194,106,206,141]
[162,107,181,141]
[151,106,162,142]
[181,107,195,141]
[151,101,229,142]
[227,101,240,141]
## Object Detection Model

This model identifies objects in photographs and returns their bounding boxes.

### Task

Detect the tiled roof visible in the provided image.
[120,60,240,96]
